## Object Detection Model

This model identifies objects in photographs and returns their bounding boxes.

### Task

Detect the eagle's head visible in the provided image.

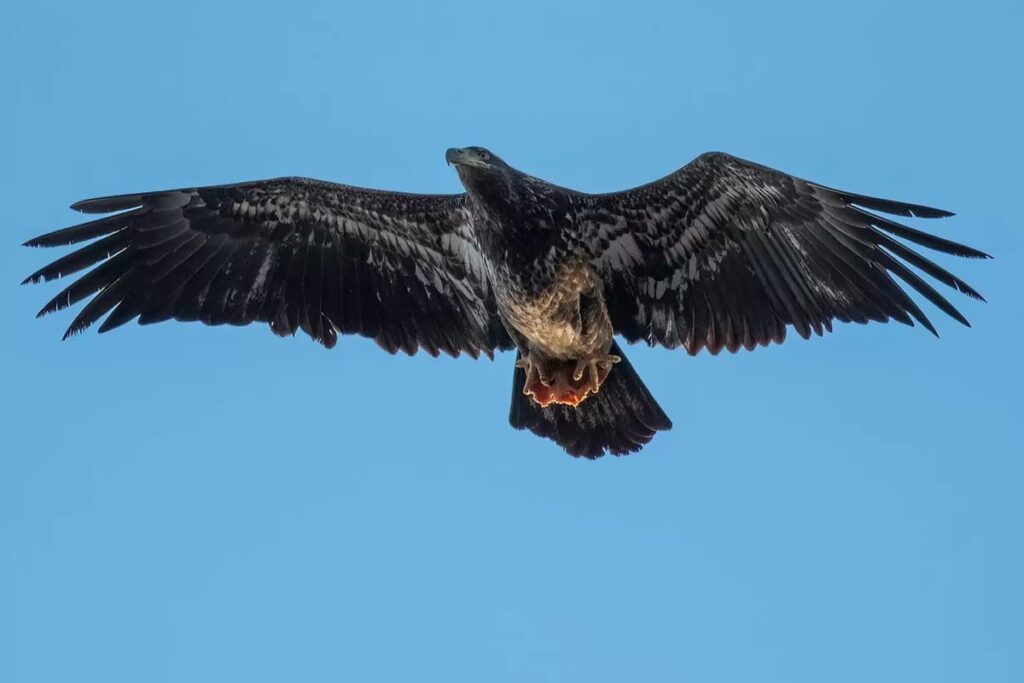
[445,146,510,171]
[446,147,519,207]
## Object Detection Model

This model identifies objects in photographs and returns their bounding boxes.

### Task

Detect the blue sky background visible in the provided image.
[2,1,1021,681]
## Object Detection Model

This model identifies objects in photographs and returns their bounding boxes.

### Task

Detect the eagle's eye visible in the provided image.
[478,151,491,162]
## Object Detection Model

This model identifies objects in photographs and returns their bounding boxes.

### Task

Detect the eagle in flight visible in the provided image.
[23,149,989,457]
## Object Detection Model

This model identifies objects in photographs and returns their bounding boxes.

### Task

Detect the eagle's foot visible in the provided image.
[572,353,621,394]
[517,352,621,408]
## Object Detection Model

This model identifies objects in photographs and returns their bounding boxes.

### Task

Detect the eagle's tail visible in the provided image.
[508,341,672,458]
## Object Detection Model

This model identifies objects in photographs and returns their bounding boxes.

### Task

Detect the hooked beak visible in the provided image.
[445,147,467,166]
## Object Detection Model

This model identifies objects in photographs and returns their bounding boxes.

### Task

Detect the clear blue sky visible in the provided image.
[2,1,1020,681]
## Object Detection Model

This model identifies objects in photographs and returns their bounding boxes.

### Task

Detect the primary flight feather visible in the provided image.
[23,149,990,457]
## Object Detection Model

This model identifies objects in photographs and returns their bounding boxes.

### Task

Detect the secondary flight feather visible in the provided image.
[23,149,990,457]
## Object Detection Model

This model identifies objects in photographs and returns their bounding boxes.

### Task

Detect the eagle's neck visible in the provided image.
[460,170,575,294]
[461,169,568,230]
[459,167,519,214]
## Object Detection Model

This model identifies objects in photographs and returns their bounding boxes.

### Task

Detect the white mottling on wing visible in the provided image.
[250,251,275,298]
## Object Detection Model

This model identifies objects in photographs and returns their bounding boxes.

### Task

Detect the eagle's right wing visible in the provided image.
[580,153,989,354]
[24,177,511,357]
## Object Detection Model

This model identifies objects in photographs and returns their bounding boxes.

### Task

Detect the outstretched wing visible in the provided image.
[24,177,511,357]
[581,152,989,354]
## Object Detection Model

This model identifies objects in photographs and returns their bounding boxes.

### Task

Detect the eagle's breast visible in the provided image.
[494,258,611,361]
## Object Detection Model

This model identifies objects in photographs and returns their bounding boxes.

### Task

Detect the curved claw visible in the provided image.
[517,354,555,395]
[572,354,621,393]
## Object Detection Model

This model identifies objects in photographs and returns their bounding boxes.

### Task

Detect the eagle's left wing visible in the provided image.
[23,177,511,357]
[579,152,989,354]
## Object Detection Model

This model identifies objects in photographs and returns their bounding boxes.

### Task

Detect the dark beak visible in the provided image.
[445,147,464,166]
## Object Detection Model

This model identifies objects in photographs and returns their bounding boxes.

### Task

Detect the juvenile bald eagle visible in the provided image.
[23,149,989,457]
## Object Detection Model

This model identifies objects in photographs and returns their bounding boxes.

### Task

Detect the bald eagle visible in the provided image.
[23,149,989,457]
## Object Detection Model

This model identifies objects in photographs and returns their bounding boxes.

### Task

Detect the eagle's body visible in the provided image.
[453,149,619,405]
[23,147,990,457]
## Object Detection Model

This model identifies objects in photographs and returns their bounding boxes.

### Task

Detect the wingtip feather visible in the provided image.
[913,207,956,219]
[70,195,144,214]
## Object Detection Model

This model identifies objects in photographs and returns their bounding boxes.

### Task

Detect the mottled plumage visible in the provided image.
[23,148,989,457]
